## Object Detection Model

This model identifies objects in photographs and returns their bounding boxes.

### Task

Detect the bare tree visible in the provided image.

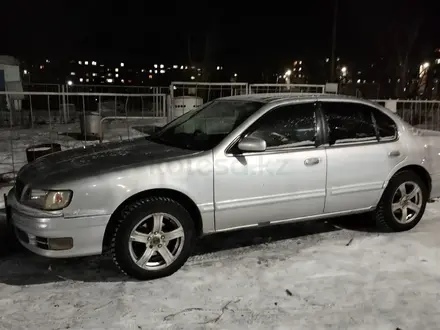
[351,1,425,98]
[186,14,221,83]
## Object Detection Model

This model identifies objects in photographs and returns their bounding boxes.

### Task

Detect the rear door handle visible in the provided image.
[304,157,320,166]
[388,150,401,157]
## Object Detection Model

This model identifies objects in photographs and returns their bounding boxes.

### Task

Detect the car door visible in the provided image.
[213,101,327,230]
[321,101,404,213]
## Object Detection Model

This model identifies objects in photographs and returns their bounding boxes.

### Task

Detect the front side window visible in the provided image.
[152,100,264,150]
[245,102,318,149]
[322,102,377,145]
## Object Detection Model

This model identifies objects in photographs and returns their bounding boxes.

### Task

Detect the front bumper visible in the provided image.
[7,189,110,258]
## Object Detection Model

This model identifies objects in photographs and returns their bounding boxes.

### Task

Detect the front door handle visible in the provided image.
[388,150,401,157]
[304,157,320,166]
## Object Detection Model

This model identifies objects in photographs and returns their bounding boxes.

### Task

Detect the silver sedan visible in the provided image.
[7,94,440,280]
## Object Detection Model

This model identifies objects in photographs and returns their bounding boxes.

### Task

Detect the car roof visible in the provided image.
[219,93,367,104]
[218,93,399,120]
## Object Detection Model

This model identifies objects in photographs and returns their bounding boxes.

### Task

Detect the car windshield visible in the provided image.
[148,100,264,150]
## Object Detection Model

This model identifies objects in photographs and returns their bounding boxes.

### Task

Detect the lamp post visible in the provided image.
[330,0,339,82]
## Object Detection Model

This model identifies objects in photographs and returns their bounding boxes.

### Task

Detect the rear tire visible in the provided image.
[110,197,196,280]
[374,171,428,232]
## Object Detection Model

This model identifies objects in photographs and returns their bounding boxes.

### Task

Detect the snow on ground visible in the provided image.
[1,204,440,329]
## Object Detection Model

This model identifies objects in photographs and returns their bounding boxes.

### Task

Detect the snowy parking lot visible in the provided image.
[1,204,440,329]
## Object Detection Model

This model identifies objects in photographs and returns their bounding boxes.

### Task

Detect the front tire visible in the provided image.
[111,197,196,280]
[374,171,428,232]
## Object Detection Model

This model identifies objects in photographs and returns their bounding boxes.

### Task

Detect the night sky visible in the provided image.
[1,0,438,67]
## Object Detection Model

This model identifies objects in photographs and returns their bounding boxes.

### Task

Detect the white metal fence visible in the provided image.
[373,99,440,131]
[2,81,440,185]
[0,91,167,184]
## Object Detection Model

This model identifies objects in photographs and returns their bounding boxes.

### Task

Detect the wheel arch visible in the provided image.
[388,164,432,195]
[102,189,203,252]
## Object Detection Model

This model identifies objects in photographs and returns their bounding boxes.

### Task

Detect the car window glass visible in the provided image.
[246,102,317,149]
[373,110,398,141]
[157,100,264,150]
[322,102,377,145]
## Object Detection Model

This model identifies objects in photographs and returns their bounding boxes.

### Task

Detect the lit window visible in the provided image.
[40,65,44,69]
[234,73,237,77]
[106,78,113,83]
[185,66,188,69]
[86,78,89,82]
[160,64,164,68]
[78,61,82,65]
[46,59,50,63]
[23,70,28,75]
[217,66,220,70]
[121,79,125,83]
[115,74,119,78]
[173,65,178,69]
[92,61,97,66]
[155,70,158,74]
[325,58,329,63]
[160,69,165,74]
[115,68,119,72]
[180,66,184,69]
[85,61,89,65]
[92,73,97,77]
[299,67,302,72]
[299,61,302,65]
[108,73,112,76]
[149,70,152,73]
[148,75,153,79]
[79,78,84,82]
[154,64,158,68]
[191,76,195,80]
[436,59,440,65]
[67,80,73,86]
[71,72,75,76]
[141,69,145,72]
[120,62,124,67]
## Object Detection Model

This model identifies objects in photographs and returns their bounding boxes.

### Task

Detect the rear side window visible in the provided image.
[373,110,398,141]
[321,102,377,145]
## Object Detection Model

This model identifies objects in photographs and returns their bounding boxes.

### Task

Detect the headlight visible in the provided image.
[22,189,73,210]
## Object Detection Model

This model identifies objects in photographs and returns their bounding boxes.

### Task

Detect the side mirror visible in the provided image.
[237,136,267,152]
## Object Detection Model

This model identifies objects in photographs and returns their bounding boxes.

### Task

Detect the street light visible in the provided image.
[341,66,347,77]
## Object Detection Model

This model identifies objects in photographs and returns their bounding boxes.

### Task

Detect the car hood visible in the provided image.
[17,138,200,187]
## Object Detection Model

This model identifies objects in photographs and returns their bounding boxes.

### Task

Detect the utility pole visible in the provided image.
[330,0,339,82]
